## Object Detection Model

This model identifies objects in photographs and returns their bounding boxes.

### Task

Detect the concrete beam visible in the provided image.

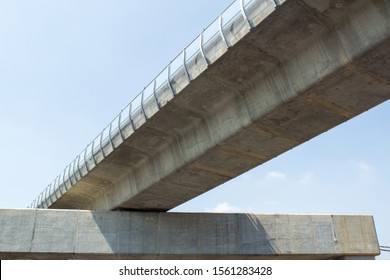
[39,0,390,211]
[0,209,380,259]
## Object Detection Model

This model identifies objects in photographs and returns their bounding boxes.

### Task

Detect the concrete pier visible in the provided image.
[0,209,380,259]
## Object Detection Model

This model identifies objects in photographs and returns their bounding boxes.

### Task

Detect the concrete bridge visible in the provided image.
[1,0,388,259]
[29,0,390,212]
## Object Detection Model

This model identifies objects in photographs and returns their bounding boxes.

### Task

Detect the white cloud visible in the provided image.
[297,172,313,184]
[204,202,241,213]
[264,200,278,207]
[358,160,373,172]
[356,160,375,180]
[266,171,287,180]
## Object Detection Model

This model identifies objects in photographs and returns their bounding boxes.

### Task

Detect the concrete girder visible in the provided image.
[39,0,390,210]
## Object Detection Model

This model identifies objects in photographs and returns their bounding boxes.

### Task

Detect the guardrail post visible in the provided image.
[99,132,106,158]
[129,103,136,131]
[183,49,191,82]
[108,123,115,150]
[62,168,68,191]
[199,33,210,66]
[167,65,175,97]
[219,15,230,48]
[141,89,148,120]
[240,0,253,29]
[68,164,74,187]
[76,155,82,179]
[153,80,161,109]
[118,112,125,141]
[72,158,78,184]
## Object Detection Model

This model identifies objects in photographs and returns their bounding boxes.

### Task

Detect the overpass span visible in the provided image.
[30,0,390,211]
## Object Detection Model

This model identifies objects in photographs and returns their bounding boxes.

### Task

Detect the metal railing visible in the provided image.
[29,0,281,209]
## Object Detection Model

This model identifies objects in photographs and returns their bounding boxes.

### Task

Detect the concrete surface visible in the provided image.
[36,0,390,210]
[0,209,380,259]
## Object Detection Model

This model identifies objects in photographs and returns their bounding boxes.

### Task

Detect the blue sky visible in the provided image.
[0,1,389,259]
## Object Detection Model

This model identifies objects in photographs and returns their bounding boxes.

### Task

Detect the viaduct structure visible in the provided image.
[1,0,388,259]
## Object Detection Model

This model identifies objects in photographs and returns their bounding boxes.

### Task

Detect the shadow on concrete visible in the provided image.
[90,211,281,259]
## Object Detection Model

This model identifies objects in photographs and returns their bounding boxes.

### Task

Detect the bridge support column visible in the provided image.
[0,209,379,259]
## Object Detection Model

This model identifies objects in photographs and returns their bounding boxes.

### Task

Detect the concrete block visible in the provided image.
[0,209,380,260]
